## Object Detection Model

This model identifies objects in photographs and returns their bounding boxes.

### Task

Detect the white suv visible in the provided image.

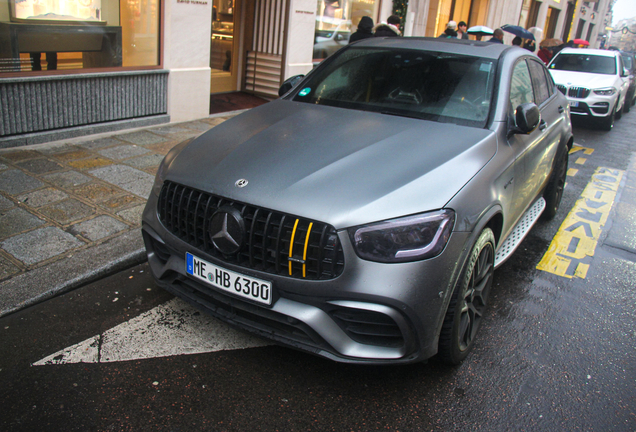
[548,48,629,130]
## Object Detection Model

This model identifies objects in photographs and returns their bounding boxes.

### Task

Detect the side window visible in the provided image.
[528,59,551,105]
[543,67,555,97]
[510,60,534,110]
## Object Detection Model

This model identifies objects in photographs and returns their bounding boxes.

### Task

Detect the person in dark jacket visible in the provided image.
[457,21,469,39]
[374,15,401,37]
[438,21,458,38]
[488,28,504,43]
[349,16,374,43]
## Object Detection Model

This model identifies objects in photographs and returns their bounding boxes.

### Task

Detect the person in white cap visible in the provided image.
[438,21,458,38]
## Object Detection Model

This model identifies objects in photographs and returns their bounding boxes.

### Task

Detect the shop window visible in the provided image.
[313,0,379,63]
[426,0,489,38]
[0,0,160,73]
[544,6,559,39]
[575,19,585,40]
[519,0,541,29]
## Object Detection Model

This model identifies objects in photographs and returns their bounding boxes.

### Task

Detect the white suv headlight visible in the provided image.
[593,88,616,96]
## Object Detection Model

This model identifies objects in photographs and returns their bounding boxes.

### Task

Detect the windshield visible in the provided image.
[549,53,617,75]
[292,48,497,127]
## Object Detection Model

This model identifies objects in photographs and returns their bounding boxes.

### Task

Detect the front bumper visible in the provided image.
[141,192,470,365]
[564,95,617,118]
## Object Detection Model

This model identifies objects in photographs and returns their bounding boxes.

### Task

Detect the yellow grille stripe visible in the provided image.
[289,219,299,276]
[302,223,313,278]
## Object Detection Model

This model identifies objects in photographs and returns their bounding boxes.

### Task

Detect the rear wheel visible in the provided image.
[438,228,495,365]
[599,106,615,131]
[542,144,569,220]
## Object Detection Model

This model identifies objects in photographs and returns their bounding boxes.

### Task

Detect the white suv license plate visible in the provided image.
[186,252,272,306]
[569,101,579,108]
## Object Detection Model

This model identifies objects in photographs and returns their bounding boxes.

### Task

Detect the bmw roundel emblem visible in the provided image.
[235,179,248,188]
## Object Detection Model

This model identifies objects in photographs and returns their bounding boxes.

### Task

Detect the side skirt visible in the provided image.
[494,198,546,269]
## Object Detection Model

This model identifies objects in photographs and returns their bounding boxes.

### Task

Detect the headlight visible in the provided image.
[348,210,455,263]
[593,88,616,96]
[151,137,194,196]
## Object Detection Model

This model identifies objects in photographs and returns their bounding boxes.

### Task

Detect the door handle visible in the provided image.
[558,106,564,113]
[539,120,547,131]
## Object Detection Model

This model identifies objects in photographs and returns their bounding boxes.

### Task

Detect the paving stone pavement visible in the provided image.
[0,113,238,317]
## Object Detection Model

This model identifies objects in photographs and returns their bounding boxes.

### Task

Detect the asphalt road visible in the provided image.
[1,114,635,431]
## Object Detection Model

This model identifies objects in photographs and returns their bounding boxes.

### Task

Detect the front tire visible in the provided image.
[599,106,615,131]
[542,144,569,220]
[438,228,495,365]
[615,101,623,120]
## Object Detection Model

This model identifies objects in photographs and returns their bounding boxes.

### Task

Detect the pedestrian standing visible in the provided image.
[349,16,374,43]
[488,28,504,43]
[457,21,469,39]
[438,21,458,38]
[373,15,401,37]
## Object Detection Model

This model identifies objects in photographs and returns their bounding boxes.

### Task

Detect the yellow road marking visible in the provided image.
[567,168,578,177]
[537,167,624,279]
[569,145,594,155]
[575,157,586,165]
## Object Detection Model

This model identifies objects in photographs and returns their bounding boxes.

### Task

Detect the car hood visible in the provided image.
[166,101,496,229]
[549,70,618,89]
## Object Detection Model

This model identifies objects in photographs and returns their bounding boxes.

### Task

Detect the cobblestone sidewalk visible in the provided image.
[0,113,238,316]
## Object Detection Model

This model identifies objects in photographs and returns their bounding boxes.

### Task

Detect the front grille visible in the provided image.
[568,86,590,99]
[556,84,566,95]
[158,181,345,280]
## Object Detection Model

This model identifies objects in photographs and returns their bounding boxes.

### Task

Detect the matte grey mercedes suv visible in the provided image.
[142,38,573,365]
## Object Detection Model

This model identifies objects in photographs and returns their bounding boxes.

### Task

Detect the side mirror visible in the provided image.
[512,103,541,135]
[278,74,305,97]
[621,67,629,77]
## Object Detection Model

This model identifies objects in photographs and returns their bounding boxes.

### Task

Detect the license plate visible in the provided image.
[186,252,273,306]
[569,101,579,107]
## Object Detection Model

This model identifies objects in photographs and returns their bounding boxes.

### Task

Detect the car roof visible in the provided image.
[557,48,618,57]
[349,37,512,60]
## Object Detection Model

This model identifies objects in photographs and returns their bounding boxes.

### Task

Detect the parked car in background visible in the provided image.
[313,21,351,63]
[619,51,636,112]
[548,48,629,130]
[143,38,573,366]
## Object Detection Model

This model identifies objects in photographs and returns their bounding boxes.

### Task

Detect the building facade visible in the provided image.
[0,0,614,147]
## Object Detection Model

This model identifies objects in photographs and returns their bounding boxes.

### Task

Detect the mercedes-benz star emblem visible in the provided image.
[235,179,248,188]
[209,206,245,255]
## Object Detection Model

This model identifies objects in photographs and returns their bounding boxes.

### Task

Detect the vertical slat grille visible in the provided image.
[0,70,168,137]
[568,86,590,98]
[556,84,566,95]
[158,181,345,280]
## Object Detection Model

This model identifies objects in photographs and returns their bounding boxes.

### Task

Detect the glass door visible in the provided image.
[210,0,240,93]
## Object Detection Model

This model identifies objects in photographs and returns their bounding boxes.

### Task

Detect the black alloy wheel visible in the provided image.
[438,228,495,365]
[542,144,569,220]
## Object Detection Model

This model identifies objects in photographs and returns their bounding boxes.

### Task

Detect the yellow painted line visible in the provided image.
[575,157,586,165]
[289,219,299,276]
[567,168,578,177]
[537,167,624,279]
[302,223,313,278]
[569,145,594,155]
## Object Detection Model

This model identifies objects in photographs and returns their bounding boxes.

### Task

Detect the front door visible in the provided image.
[210,0,241,93]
